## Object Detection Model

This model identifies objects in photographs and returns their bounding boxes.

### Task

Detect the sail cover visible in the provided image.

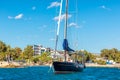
[63,39,74,52]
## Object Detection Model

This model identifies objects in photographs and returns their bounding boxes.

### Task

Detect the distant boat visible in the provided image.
[52,0,85,73]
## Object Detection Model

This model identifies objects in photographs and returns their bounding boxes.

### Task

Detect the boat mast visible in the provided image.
[54,0,63,58]
[64,0,68,62]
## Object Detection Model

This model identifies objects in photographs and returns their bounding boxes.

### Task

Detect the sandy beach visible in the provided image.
[0,61,26,68]
[1,61,120,68]
[85,63,120,68]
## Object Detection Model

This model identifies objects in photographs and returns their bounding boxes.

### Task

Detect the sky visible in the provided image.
[0,0,120,53]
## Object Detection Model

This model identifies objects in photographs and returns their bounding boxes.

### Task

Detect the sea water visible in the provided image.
[0,66,120,80]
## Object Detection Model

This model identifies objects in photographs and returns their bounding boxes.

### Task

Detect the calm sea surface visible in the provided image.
[0,66,120,80]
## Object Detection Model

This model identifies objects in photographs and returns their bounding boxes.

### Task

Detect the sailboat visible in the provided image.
[52,0,85,73]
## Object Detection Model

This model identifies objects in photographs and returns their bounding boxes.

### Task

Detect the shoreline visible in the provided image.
[0,61,120,68]
[0,61,51,68]
[85,63,120,68]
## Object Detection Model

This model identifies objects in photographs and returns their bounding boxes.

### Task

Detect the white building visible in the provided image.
[33,45,50,55]
[50,51,64,59]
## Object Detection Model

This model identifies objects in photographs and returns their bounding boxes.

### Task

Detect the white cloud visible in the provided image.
[8,13,23,20]
[32,6,36,10]
[68,22,79,28]
[53,14,72,21]
[15,14,23,19]
[8,16,13,19]
[100,5,111,11]
[47,2,61,9]
[69,22,77,26]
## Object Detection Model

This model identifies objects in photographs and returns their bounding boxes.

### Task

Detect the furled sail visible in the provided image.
[63,39,74,52]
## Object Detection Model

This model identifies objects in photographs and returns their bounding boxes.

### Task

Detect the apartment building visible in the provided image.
[33,45,50,55]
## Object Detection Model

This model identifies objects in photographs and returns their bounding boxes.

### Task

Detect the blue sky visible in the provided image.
[0,0,120,53]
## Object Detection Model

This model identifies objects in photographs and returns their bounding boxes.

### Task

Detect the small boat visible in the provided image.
[52,0,85,73]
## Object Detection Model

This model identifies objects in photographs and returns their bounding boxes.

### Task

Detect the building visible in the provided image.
[33,45,68,61]
[50,51,64,59]
[33,45,50,55]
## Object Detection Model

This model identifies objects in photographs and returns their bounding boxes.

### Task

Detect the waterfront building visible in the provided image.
[33,45,51,55]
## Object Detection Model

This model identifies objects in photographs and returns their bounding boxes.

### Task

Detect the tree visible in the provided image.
[13,47,22,59]
[114,53,120,62]
[100,48,120,63]
[0,41,7,61]
[0,52,5,61]
[100,49,109,59]
[5,45,13,62]
[23,45,33,59]
[80,50,95,62]
[0,41,7,52]
[39,52,52,64]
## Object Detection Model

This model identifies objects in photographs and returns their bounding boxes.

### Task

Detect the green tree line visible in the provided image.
[100,48,120,63]
[1,40,120,65]
[0,40,33,61]
[0,40,52,64]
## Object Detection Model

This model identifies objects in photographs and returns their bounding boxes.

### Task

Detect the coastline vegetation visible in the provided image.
[0,40,120,67]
